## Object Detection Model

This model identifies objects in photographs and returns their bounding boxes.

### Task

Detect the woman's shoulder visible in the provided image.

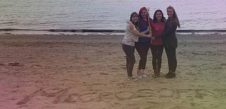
[167,18,177,23]
[127,21,136,29]
[126,20,131,23]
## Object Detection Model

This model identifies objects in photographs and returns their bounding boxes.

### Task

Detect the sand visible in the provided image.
[0,33,226,109]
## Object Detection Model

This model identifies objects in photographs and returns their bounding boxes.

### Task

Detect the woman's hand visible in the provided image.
[143,33,151,38]
[151,35,156,40]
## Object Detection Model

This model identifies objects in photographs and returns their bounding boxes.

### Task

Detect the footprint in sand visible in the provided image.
[213,89,226,97]
[88,83,106,90]
[63,93,80,103]
[8,62,23,66]
[41,88,65,97]
[158,88,174,98]
[136,89,155,98]
[99,92,114,101]
[17,89,42,105]
[220,63,226,66]
[52,88,70,104]
[115,91,135,100]
[175,89,194,99]
[78,57,89,64]
[79,92,100,103]
[99,72,109,75]
[194,89,216,99]
[116,82,130,88]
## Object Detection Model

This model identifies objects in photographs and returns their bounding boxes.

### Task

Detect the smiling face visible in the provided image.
[131,13,139,23]
[141,9,148,19]
[156,11,163,22]
[167,8,174,18]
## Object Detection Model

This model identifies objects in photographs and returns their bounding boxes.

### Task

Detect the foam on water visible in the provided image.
[0,0,226,32]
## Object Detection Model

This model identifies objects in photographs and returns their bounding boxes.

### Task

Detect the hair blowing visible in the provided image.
[167,6,180,28]
[130,12,139,29]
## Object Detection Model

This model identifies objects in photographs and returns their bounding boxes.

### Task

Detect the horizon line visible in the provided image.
[0,28,226,33]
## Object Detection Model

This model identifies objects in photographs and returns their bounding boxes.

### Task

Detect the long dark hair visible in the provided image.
[130,12,139,29]
[153,9,166,23]
[167,6,180,28]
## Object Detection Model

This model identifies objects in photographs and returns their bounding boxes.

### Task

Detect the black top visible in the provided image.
[163,18,178,48]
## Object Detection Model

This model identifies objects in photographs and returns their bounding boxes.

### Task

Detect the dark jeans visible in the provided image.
[150,45,163,73]
[122,44,135,77]
[135,43,149,70]
[164,46,177,73]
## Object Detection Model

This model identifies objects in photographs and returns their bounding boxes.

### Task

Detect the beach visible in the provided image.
[0,33,226,109]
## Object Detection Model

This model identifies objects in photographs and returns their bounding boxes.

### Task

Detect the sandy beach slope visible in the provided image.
[0,33,226,109]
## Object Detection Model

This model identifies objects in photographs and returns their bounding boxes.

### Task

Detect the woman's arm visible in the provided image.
[128,22,151,37]
[163,21,177,37]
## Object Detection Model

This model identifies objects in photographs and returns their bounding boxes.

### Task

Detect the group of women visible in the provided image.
[122,6,180,80]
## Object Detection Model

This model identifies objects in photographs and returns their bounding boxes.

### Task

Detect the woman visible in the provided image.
[150,9,166,78]
[135,7,152,78]
[163,6,180,78]
[122,12,151,79]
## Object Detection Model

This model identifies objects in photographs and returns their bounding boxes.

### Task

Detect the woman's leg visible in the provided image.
[165,46,177,78]
[156,45,164,73]
[170,48,177,72]
[122,44,135,77]
[135,43,149,70]
[135,43,149,77]
[150,45,158,73]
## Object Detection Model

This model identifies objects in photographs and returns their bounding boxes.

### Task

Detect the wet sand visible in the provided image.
[0,33,226,109]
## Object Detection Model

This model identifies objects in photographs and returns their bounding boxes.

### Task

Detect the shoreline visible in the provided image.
[1,29,226,36]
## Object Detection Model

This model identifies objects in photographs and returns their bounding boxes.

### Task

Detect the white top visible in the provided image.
[121,21,139,46]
